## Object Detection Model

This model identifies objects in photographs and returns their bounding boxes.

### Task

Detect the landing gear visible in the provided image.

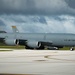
[37,46,45,50]
[70,47,74,51]
[25,46,34,49]
[25,45,45,50]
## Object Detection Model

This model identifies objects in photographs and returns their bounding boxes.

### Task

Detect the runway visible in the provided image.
[0,49,75,75]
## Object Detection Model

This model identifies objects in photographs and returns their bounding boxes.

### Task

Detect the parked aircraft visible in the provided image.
[0,26,75,49]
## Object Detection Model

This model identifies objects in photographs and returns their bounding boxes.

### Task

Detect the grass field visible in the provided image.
[0,45,73,50]
[0,42,74,50]
[0,46,25,49]
[59,47,71,50]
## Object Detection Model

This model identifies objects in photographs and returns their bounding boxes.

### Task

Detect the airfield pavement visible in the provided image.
[0,49,75,75]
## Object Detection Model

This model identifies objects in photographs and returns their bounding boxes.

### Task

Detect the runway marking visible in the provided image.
[0,54,75,62]
[0,55,48,59]
[34,60,47,62]
[0,54,75,59]
[44,55,75,62]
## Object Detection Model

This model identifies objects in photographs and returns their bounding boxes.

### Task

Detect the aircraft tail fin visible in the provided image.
[12,26,19,33]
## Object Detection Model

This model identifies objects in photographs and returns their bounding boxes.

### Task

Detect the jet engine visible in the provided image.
[4,39,17,46]
[26,40,41,48]
[5,39,41,48]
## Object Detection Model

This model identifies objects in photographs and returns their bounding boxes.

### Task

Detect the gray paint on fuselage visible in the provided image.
[0,33,75,46]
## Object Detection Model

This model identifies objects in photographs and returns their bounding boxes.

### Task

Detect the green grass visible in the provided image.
[59,47,71,50]
[0,42,73,50]
[0,46,73,50]
[3,46,71,50]
[0,46,25,49]
[0,50,13,52]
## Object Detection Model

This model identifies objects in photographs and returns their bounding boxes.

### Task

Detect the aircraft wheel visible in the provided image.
[37,46,45,50]
[25,46,34,49]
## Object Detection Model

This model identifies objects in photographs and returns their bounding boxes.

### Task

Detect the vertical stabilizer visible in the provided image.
[12,26,19,33]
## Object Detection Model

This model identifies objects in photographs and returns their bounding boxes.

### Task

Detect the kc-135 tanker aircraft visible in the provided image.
[0,26,75,50]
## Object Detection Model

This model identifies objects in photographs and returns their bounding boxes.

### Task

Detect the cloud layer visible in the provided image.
[0,0,75,15]
[0,14,75,33]
[0,0,75,33]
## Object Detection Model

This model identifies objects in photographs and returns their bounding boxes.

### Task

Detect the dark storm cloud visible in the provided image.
[65,0,75,9]
[0,0,75,15]
[0,0,36,14]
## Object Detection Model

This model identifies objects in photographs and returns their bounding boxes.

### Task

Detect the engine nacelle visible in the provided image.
[4,39,41,48]
[5,38,17,46]
[26,40,41,48]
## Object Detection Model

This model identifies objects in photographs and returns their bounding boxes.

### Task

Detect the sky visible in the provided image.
[0,0,75,33]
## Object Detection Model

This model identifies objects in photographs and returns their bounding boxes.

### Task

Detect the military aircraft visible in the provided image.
[0,26,75,50]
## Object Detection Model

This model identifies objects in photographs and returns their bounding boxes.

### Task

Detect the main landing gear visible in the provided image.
[70,47,74,51]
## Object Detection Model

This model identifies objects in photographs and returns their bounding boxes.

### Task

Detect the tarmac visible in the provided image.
[0,49,75,75]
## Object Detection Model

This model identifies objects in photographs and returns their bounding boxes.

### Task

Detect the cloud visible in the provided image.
[65,0,75,9]
[0,14,75,33]
[0,0,75,33]
[0,0,75,15]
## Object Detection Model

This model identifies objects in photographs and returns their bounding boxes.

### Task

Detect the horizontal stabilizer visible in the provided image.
[0,26,6,33]
[0,31,6,33]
